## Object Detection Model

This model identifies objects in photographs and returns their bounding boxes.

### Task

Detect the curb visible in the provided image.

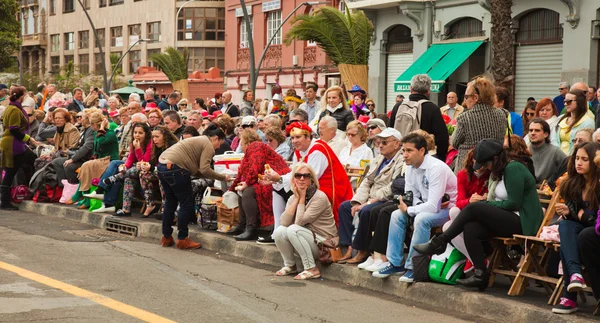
[20,201,597,323]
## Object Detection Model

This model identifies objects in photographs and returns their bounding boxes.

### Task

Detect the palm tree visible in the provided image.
[284,5,373,93]
[149,47,190,100]
[490,0,514,106]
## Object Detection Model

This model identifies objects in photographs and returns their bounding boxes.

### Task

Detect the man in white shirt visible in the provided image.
[299,83,321,122]
[373,132,457,283]
[440,92,464,121]
[318,116,347,155]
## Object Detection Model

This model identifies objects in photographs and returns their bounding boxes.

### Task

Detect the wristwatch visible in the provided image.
[278,177,283,184]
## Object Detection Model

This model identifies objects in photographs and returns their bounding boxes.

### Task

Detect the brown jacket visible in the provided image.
[352,149,404,204]
[280,190,337,239]
[159,136,226,181]
[54,122,80,152]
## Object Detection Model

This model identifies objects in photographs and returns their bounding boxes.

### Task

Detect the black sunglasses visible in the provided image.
[241,124,253,129]
[367,126,378,131]
[294,173,311,179]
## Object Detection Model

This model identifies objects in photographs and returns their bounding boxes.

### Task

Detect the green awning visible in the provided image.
[394,40,484,93]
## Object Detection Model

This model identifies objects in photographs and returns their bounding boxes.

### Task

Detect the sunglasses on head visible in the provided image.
[294,173,311,179]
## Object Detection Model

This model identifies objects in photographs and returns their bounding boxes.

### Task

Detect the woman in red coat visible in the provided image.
[228,131,290,241]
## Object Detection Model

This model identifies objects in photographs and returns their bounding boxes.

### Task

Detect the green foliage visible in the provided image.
[110,53,122,76]
[0,0,21,72]
[284,4,373,65]
[148,47,189,83]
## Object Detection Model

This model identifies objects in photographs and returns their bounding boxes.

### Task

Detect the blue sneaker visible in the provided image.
[372,263,405,278]
[399,270,414,283]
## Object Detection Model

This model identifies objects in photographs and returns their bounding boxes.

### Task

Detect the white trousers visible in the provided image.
[273,224,321,270]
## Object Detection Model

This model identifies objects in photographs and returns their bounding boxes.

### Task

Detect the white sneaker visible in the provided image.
[84,192,105,200]
[366,260,387,272]
[357,256,374,270]
[91,205,115,213]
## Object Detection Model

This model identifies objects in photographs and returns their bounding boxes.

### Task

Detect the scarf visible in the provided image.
[326,103,343,114]
[487,179,498,201]
[9,100,31,133]
[305,182,318,205]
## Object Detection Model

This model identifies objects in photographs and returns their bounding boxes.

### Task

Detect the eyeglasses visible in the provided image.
[377,139,394,146]
[149,116,160,119]
[464,94,476,99]
[241,124,253,129]
[257,118,264,122]
[347,132,358,138]
[27,113,33,117]
[525,112,535,117]
[267,138,276,143]
[564,99,574,105]
[179,104,187,107]
[76,116,82,119]
[559,88,567,91]
[572,138,586,144]
[294,173,311,179]
[366,104,375,107]
[367,126,378,131]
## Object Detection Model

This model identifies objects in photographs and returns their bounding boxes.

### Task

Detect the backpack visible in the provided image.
[393,99,428,136]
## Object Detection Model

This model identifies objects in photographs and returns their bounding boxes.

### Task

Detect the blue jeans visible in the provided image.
[100,160,124,205]
[386,208,449,270]
[338,200,385,248]
[158,163,194,240]
[558,219,586,301]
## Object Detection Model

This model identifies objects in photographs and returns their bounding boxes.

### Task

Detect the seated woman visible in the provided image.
[338,120,373,188]
[52,108,79,153]
[273,163,338,280]
[146,108,163,128]
[73,111,119,208]
[228,131,290,241]
[552,142,600,315]
[414,138,543,291]
[442,150,490,273]
[35,108,56,145]
[264,126,291,160]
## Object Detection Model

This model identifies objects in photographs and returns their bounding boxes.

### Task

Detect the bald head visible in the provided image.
[446,92,458,107]
[571,82,588,92]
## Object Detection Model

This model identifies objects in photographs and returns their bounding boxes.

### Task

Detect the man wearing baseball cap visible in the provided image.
[366,118,386,156]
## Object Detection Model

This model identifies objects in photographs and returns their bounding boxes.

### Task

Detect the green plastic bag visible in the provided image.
[428,244,466,284]
[88,186,103,212]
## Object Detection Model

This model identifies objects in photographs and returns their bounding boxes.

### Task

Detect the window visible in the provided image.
[82,0,90,9]
[49,0,56,15]
[386,25,413,52]
[111,51,123,73]
[447,18,484,39]
[51,34,60,52]
[110,26,123,47]
[147,22,161,43]
[51,56,60,73]
[177,8,225,41]
[79,30,89,49]
[129,51,141,73]
[187,47,225,75]
[339,1,346,14]
[64,32,74,50]
[79,54,89,74]
[95,28,105,48]
[63,0,75,13]
[266,10,282,45]
[110,0,124,5]
[99,0,106,7]
[239,17,253,48]
[64,55,74,65]
[94,53,104,74]
[128,24,141,43]
[147,48,161,67]
[516,9,563,44]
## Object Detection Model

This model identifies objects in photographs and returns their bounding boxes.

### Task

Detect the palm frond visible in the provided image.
[149,46,189,83]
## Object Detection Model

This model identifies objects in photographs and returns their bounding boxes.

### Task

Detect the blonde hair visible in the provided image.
[107,96,121,109]
[411,129,436,152]
[346,120,368,143]
[321,86,349,110]
[89,110,105,126]
[469,76,496,106]
[290,162,319,194]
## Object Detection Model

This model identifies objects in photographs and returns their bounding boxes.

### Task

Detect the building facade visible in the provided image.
[20,0,226,84]
[347,0,600,113]
[224,0,345,104]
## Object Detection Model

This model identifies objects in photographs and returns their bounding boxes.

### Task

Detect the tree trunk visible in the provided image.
[490,0,514,106]
[338,64,369,94]
[172,79,189,102]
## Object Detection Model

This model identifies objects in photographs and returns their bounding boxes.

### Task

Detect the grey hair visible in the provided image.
[559,81,570,89]
[144,89,154,99]
[320,115,338,130]
[188,110,201,118]
[593,129,600,141]
[289,108,308,121]
[131,112,148,123]
[264,114,281,128]
[410,74,432,94]
[129,93,141,102]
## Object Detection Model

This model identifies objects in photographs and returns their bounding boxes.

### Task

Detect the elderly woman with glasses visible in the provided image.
[551,89,595,155]
[178,99,188,111]
[273,162,338,280]
[264,126,291,160]
[146,108,163,128]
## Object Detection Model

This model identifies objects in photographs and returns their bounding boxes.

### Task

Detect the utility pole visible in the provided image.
[77,0,109,91]
[175,0,198,50]
[239,0,256,93]
[108,38,148,89]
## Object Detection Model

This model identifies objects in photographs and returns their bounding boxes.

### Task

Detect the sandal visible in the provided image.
[115,209,132,217]
[275,266,298,276]
[294,270,321,280]
[141,204,158,218]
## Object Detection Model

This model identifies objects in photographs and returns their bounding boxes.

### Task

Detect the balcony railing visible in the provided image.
[20,0,39,6]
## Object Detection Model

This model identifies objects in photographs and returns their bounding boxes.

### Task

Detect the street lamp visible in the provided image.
[108,38,148,89]
[240,1,327,93]
[174,0,198,50]
[77,0,109,91]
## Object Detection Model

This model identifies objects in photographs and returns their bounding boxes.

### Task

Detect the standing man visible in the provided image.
[388,74,449,161]
[141,89,156,108]
[528,118,567,184]
[587,86,599,114]
[35,83,46,108]
[440,92,464,121]
[158,92,179,111]
[221,91,240,117]
[396,95,404,104]
[299,83,321,122]
[554,82,569,114]
[157,128,231,249]
[67,88,86,112]
[209,93,223,114]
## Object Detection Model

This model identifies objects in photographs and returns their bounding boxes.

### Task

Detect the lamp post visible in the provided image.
[108,38,148,90]
[77,0,108,91]
[240,1,327,93]
[174,0,198,50]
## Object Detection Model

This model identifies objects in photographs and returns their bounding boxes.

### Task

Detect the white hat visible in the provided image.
[272,94,283,102]
[366,118,386,131]
[375,128,402,141]
[241,116,257,126]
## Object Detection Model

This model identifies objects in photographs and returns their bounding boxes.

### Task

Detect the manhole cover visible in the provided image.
[64,229,135,241]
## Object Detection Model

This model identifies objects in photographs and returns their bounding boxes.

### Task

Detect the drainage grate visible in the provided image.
[105,220,138,237]
[65,229,135,241]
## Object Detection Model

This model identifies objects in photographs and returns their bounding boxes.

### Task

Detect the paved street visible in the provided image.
[0,211,478,323]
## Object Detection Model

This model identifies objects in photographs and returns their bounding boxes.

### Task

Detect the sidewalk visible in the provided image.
[19,201,598,323]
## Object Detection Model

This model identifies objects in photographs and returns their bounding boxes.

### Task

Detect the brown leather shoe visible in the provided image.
[161,236,174,247]
[176,237,202,250]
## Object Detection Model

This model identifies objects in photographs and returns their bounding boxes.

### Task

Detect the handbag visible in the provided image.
[198,187,218,230]
[312,231,342,265]
[215,199,239,233]
[428,244,466,284]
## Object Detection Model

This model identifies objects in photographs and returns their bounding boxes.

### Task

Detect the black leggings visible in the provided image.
[443,202,522,271]
[579,227,600,299]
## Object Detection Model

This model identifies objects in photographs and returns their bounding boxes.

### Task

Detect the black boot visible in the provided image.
[456,269,489,291]
[413,235,448,255]
[228,225,244,235]
[234,228,258,241]
[0,185,18,211]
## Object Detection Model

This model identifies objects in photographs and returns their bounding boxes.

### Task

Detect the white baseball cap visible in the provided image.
[375,128,402,141]
[241,116,257,126]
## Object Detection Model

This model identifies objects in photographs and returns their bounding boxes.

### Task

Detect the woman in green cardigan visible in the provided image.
[414,138,543,291]
[0,86,39,210]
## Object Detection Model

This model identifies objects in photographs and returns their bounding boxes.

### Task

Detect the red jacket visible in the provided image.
[456,169,489,209]
[124,141,152,169]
